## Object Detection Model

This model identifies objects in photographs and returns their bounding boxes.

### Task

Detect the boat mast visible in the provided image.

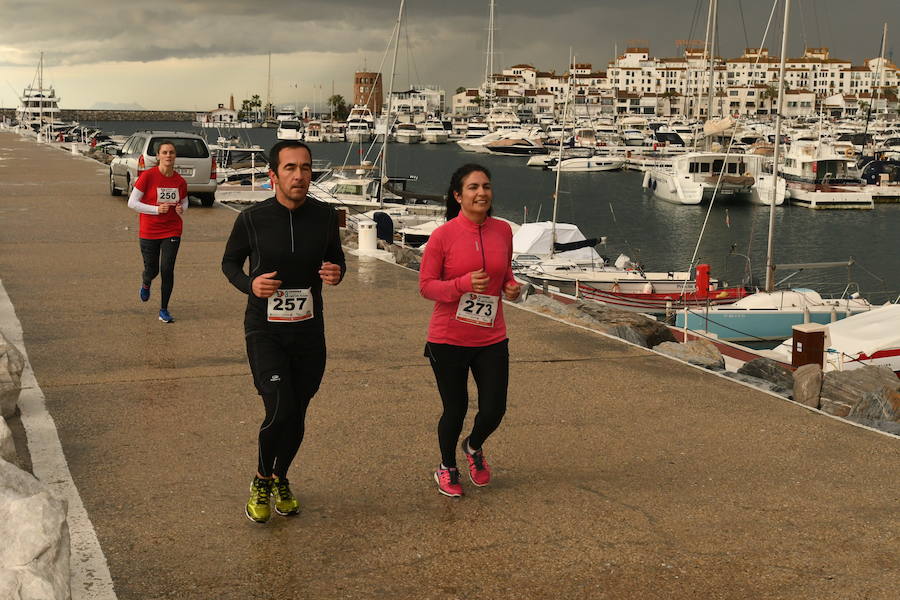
[705,0,718,126]
[764,0,791,293]
[377,0,405,208]
[551,50,575,256]
[483,0,495,115]
[693,0,715,149]
[266,52,272,122]
[39,52,44,137]
[863,23,888,154]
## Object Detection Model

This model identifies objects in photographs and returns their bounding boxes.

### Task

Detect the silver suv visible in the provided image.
[109,131,217,206]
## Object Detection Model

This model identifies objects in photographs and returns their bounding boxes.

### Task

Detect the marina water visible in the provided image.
[92,121,900,304]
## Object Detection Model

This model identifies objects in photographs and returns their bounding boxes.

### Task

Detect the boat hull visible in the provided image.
[787,184,874,209]
[674,308,862,342]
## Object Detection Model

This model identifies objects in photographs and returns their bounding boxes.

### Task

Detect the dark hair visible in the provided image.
[269,140,313,173]
[445,163,492,220]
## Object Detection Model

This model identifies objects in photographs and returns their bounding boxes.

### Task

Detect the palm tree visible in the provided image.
[327,95,348,120]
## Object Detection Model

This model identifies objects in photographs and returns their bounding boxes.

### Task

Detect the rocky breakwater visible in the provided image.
[348,236,900,436]
[527,293,900,435]
[0,333,71,600]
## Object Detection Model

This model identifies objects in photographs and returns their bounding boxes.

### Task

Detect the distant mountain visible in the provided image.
[89,102,145,110]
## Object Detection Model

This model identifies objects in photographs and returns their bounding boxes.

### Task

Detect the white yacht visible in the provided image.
[345,105,375,143]
[619,117,649,146]
[550,154,624,172]
[485,107,520,131]
[275,106,299,122]
[321,121,346,143]
[16,54,61,132]
[642,152,784,206]
[275,120,303,141]
[304,120,323,143]
[780,140,874,209]
[393,122,422,144]
[463,120,490,139]
[346,119,374,144]
[457,126,543,153]
[544,123,572,143]
[421,119,449,144]
[573,127,597,148]
[314,165,402,205]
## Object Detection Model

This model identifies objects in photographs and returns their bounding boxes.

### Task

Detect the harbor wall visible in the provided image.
[0,108,193,121]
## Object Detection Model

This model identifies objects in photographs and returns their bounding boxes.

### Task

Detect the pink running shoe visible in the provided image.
[434,468,463,497]
[462,437,491,487]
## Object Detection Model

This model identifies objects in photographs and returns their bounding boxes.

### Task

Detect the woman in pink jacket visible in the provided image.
[419,164,521,497]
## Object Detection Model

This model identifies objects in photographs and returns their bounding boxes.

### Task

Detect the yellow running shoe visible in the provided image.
[245,476,273,523]
[272,476,300,516]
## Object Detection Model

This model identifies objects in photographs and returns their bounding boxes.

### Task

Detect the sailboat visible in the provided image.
[674,0,872,342]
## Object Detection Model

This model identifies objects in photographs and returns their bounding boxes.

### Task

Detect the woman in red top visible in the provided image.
[127,140,188,323]
[419,163,521,497]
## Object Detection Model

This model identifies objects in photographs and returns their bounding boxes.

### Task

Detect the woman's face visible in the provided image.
[454,170,492,222]
[157,143,176,169]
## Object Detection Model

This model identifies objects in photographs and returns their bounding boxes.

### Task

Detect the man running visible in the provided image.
[222,140,345,523]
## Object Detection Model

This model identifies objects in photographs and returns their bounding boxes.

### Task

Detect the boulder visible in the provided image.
[843,418,900,436]
[608,325,649,348]
[0,418,15,465]
[821,366,900,417]
[722,371,790,396]
[849,386,900,422]
[0,460,70,600]
[574,300,676,347]
[0,333,25,419]
[654,339,725,370]
[792,363,823,408]
[819,396,855,418]
[738,358,794,392]
[377,240,421,269]
[522,294,676,348]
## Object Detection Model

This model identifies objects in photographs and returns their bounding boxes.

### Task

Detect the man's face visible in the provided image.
[271,147,312,204]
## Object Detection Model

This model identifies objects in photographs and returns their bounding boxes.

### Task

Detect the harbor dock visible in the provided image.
[1,131,898,599]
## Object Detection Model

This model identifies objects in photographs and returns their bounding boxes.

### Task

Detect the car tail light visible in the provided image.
[137,154,145,173]
[210,157,217,180]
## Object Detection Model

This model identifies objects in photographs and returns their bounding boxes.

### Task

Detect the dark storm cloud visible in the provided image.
[1,1,897,74]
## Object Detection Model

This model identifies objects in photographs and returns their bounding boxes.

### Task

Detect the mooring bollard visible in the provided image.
[357,219,376,253]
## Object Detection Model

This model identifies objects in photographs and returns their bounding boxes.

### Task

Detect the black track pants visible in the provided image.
[426,339,509,469]
[139,236,180,310]
[246,331,326,479]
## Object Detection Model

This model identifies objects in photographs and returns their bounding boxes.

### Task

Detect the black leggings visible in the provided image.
[426,339,509,469]
[246,331,327,479]
[139,237,180,310]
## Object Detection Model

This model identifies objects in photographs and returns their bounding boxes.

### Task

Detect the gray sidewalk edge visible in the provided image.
[0,278,118,600]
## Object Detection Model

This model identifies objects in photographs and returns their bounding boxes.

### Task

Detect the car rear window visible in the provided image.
[149,137,209,159]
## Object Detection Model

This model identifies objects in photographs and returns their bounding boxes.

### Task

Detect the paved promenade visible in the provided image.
[1,130,898,600]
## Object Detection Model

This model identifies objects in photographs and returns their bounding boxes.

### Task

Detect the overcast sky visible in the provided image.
[0,1,897,111]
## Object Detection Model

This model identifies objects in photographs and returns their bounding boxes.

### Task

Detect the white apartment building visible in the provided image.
[451,46,897,120]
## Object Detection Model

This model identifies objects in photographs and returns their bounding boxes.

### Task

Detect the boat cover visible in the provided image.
[824,303,900,357]
[513,222,602,261]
